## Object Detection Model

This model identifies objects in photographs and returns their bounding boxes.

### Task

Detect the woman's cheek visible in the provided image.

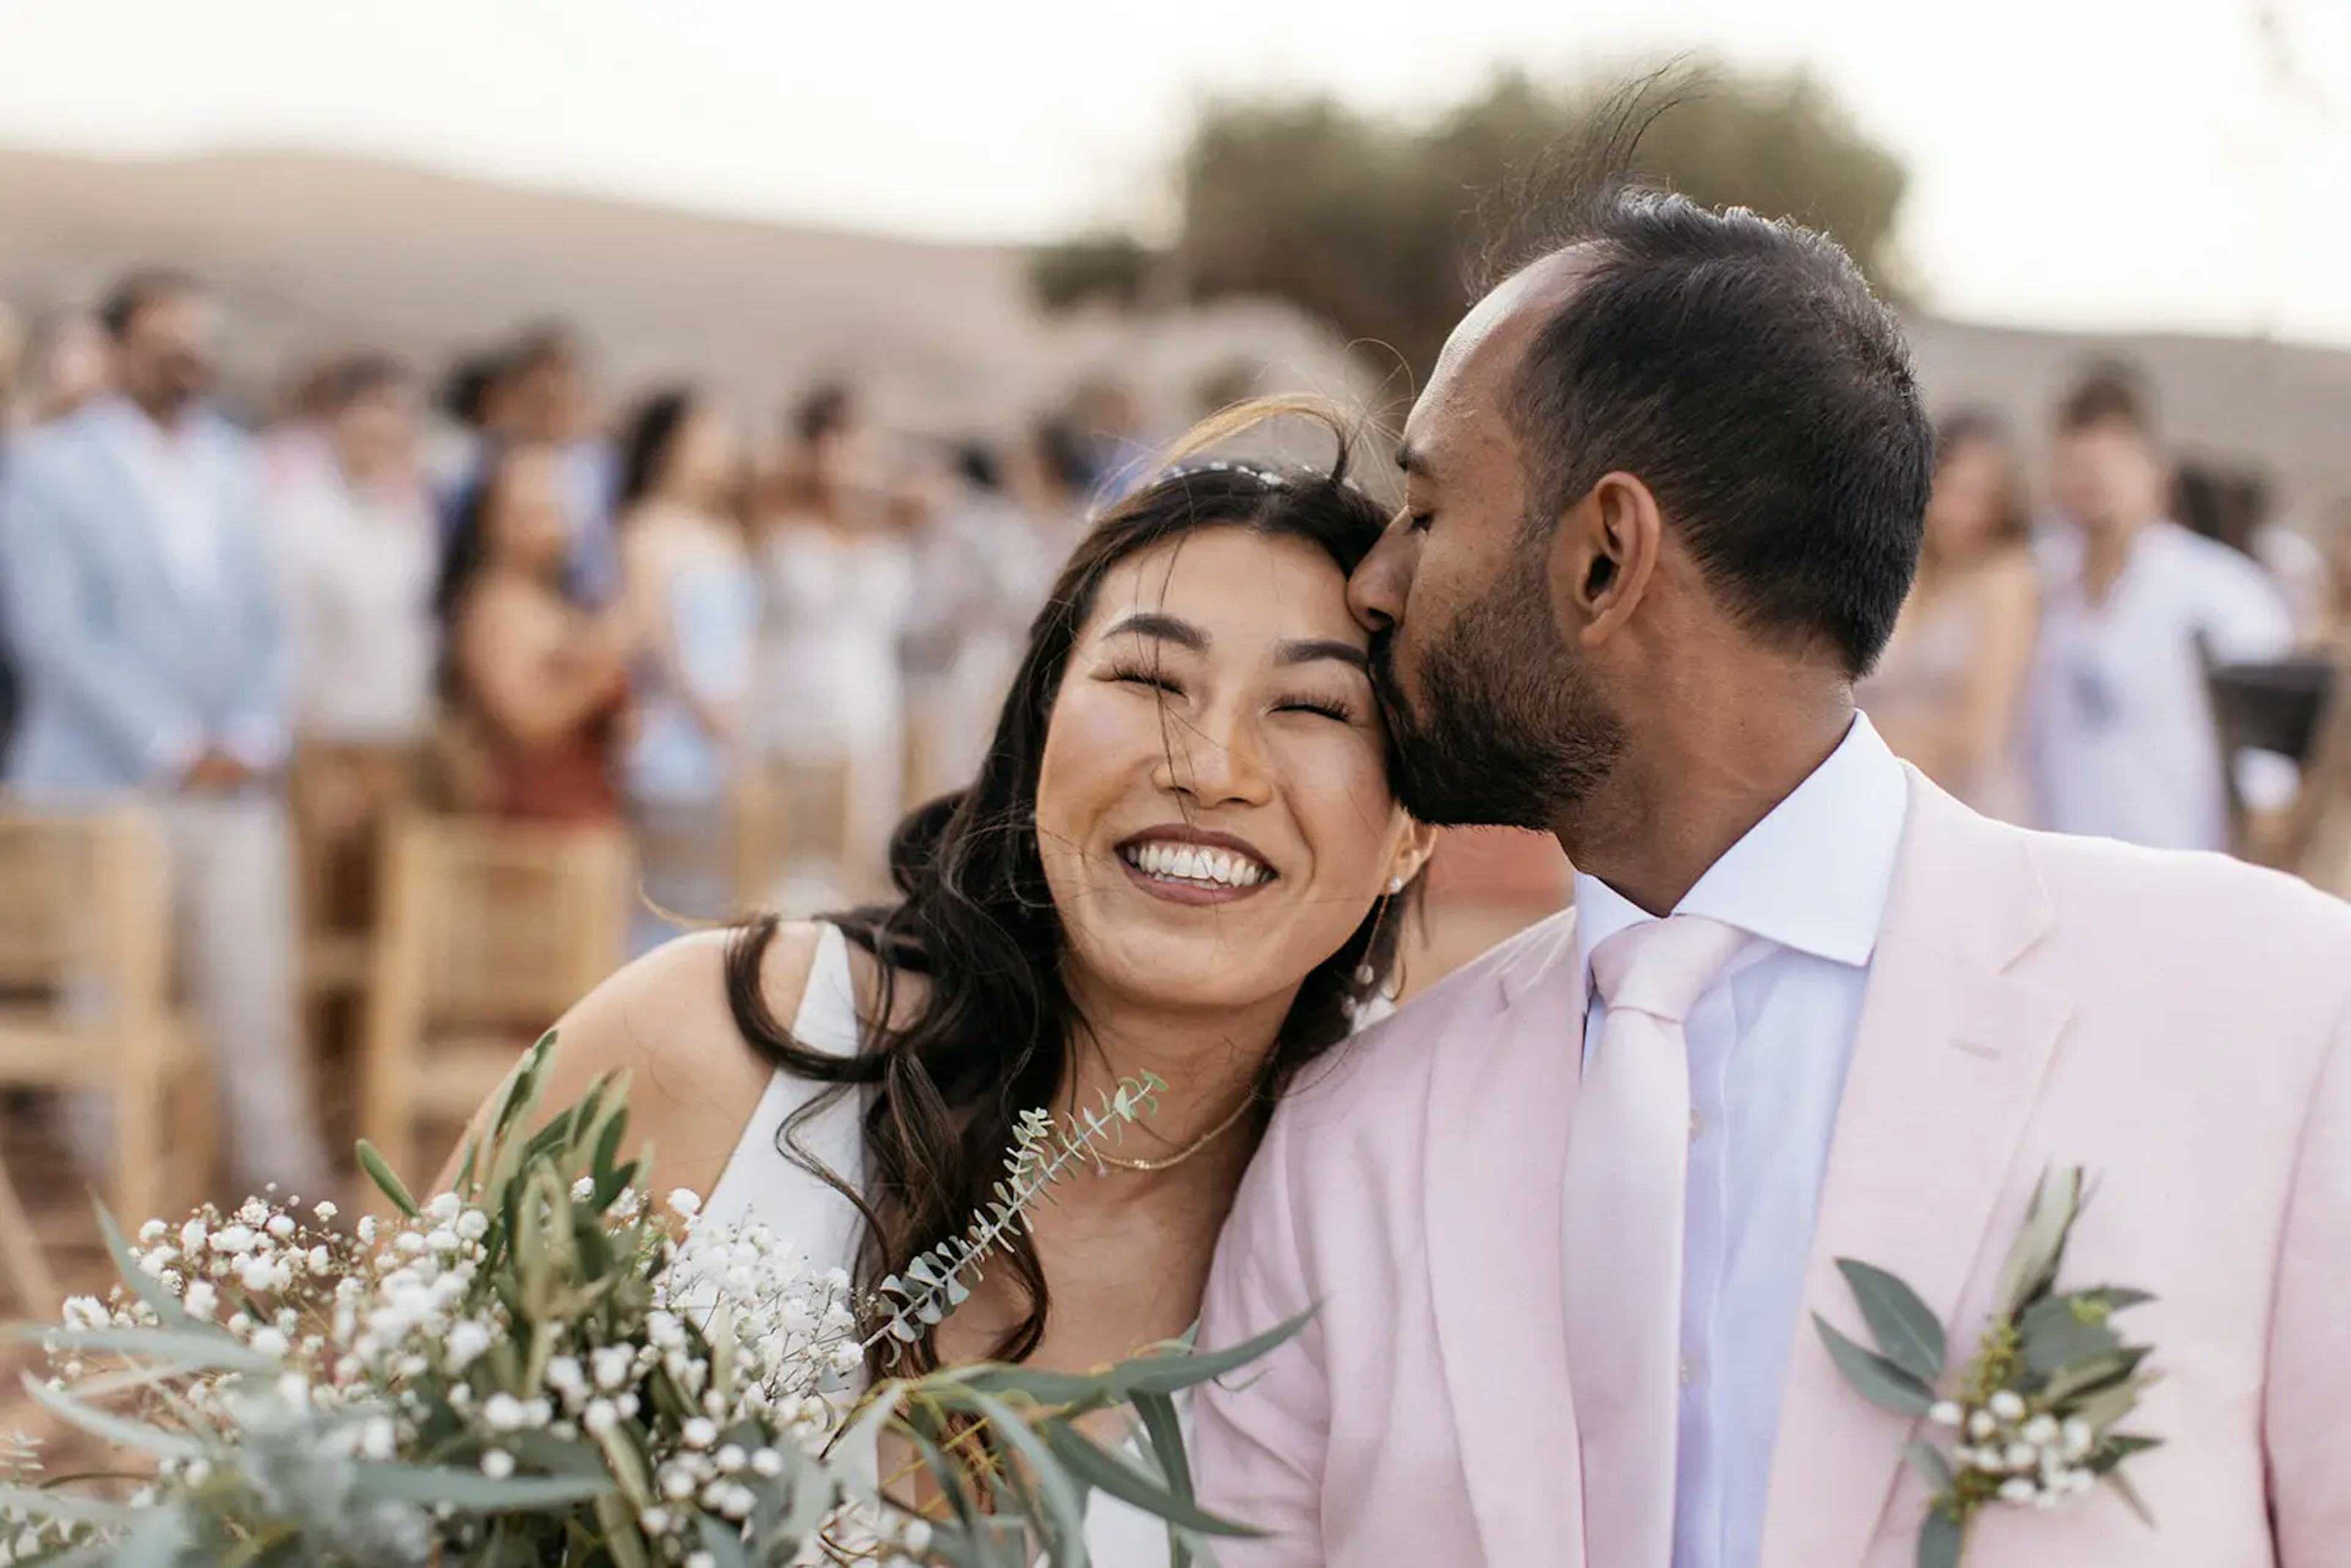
[1277,727,1401,869]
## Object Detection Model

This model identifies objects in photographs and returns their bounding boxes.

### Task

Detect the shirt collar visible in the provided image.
[1574,712,1911,982]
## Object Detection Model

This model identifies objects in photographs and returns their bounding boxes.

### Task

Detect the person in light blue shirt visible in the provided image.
[0,269,331,1200]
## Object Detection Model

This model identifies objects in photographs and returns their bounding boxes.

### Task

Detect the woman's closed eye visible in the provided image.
[1273,689,1360,724]
[1106,659,1184,697]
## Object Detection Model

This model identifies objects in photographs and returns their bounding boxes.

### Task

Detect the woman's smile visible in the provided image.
[1115,825,1278,906]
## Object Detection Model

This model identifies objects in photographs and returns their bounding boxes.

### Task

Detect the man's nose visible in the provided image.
[1348,517,1414,634]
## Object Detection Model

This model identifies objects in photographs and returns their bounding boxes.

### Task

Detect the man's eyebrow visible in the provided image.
[1100,612,1208,651]
[1276,638,1369,672]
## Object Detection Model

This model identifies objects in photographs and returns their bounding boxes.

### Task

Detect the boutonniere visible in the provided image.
[1813,1166,2161,1568]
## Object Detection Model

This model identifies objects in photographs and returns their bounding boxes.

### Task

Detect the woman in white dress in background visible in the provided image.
[615,386,760,952]
[749,383,916,907]
[1860,408,2039,821]
[452,405,1433,1561]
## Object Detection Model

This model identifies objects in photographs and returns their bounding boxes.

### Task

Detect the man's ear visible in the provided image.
[1545,471,1665,647]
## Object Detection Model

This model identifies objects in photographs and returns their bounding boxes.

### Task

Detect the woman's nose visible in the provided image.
[1348,517,1415,634]
[1151,708,1274,807]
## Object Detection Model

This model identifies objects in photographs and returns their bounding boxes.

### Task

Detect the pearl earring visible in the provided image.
[1387,876,1404,894]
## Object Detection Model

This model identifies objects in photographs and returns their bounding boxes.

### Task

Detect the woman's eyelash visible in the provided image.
[1277,694,1357,722]
[1108,662,1183,694]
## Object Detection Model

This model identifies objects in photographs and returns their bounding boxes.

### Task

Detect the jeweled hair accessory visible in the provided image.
[1160,457,1293,489]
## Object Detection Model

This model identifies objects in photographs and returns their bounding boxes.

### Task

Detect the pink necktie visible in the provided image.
[1564,915,1751,1568]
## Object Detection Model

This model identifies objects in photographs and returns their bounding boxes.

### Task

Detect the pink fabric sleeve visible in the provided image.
[2263,989,2351,1565]
[1190,1111,1331,1568]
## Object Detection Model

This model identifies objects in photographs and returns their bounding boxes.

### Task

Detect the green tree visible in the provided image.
[1032,64,1910,380]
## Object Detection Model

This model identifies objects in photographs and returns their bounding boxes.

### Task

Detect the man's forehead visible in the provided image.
[1406,249,1590,464]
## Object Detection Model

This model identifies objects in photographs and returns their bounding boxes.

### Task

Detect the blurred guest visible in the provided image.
[749,383,914,904]
[615,387,758,950]
[2023,364,2295,851]
[18,310,108,426]
[271,356,437,933]
[438,324,618,606]
[1068,375,1152,501]
[2175,461,2327,638]
[1860,410,2038,819]
[0,299,19,762]
[904,440,1054,793]
[433,443,630,823]
[0,299,20,426]
[1010,415,1095,559]
[256,357,344,505]
[0,269,331,1197]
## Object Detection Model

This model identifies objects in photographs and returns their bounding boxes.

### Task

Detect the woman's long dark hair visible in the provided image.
[618,386,695,516]
[721,400,1420,1373]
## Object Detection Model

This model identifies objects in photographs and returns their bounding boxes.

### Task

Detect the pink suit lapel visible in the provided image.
[1761,771,2072,1567]
[1422,910,1591,1566]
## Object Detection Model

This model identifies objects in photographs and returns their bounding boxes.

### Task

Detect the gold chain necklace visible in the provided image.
[1089,1092,1259,1174]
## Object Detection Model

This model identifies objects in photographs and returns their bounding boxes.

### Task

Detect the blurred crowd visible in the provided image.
[0,271,1144,1196]
[1856,362,2351,855]
[1,270,2346,1201]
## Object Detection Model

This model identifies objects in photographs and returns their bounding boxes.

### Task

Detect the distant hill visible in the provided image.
[1,146,2345,516]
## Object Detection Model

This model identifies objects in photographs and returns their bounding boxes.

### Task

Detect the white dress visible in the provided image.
[702,924,1176,1566]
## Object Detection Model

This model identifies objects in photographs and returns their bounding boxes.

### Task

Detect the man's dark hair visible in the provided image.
[1480,99,1932,678]
[97,268,203,341]
[2056,360,2156,438]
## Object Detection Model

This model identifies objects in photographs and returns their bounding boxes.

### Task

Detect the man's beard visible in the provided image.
[1371,551,1627,831]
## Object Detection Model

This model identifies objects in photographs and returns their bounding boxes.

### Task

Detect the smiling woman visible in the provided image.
[443,397,1432,1564]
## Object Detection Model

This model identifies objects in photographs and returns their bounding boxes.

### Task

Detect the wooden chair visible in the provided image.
[730,756,866,915]
[357,814,633,1187]
[0,805,215,1300]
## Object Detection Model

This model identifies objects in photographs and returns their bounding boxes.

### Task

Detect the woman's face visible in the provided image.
[1036,525,1430,1021]
[669,405,740,508]
[487,447,570,571]
[1924,435,2015,561]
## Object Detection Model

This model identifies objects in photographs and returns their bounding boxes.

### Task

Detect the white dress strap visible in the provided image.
[700,924,869,1271]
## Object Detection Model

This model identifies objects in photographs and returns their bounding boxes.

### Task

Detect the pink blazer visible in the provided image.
[1193,769,2351,1566]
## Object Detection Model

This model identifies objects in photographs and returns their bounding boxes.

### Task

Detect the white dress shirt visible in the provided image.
[271,464,438,745]
[96,396,231,607]
[2023,520,2295,851]
[1575,713,1910,1568]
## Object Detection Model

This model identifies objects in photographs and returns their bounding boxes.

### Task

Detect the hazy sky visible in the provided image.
[1,0,2345,345]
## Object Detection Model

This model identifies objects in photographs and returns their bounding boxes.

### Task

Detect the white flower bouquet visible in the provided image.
[0,1037,1292,1566]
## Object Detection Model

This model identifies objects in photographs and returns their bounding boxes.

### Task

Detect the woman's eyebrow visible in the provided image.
[1100,612,1209,651]
[1276,638,1369,672]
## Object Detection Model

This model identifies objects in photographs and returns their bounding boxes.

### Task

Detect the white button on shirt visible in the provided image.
[1575,713,1910,1568]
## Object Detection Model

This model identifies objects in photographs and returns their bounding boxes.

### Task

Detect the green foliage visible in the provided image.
[1033,61,1911,378]
[3,1040,1296,1566]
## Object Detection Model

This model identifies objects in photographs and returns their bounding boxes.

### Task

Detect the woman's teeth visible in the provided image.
[1122,841,1271,888]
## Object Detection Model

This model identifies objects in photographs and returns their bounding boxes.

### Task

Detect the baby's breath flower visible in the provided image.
[479,1449,514,1480]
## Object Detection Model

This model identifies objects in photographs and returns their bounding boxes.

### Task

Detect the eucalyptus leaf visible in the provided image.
[1813,1316,1935,1416]
[0,1482,138,1527]
[345,1461,610,1512]
[2036,1345,2149,1406]
[354,1139,422,1218]
[1836,1258,1947,1386]
[593,1491,653,1568]
[1040,1421,1259,1536]
[1905,1439,1955,1495]
[2102,1463,2159,1528]
[963,1389,1091,1565]
[1992,1166,2081,1321]
[2019,1294,2123,1378]
[94,1204,198,1334]
[1917,1506,1965,1568]
[694,1513,754,1568]
[10,1325,276,1375]
[104,1501,187,1568]
[20,1370,207,1459]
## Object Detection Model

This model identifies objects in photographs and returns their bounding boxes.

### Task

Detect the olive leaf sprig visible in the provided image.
[1814,1166,2162,1568]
